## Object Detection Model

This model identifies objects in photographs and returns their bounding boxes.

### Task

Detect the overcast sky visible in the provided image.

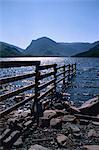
[0,0,99,49]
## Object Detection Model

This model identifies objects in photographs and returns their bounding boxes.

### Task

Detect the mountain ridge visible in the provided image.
[0,37,99,57]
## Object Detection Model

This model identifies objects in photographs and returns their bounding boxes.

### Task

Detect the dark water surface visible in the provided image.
[0,57,99,105]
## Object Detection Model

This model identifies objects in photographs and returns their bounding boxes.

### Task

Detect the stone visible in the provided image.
[43,110,57,119]
[13,136,23,147]
[92,121,99,126]
[24,120,32,128]
[39,117,50,128]
[0,129,11,142]
[82,145,99,150]
[79,97,99,115]
[68,106,80,114]
[55,109,67,117]
[50,118,62,129]
[62,115,76,123]
[3,131,20,147]
[54,103,64,110]
[80,119,89,125]
[69,124,80,133]
[28,144,49,150]
[88,129,99,138]
[56,134,72,147]
[14,95,24,102]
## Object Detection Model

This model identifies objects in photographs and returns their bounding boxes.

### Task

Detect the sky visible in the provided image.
[0,0,99,49]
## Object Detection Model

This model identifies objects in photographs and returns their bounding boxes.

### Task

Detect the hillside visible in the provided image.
[0,42,24,57]
[74,43,99,57]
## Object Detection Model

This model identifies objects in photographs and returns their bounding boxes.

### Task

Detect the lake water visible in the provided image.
[0,57,99,106]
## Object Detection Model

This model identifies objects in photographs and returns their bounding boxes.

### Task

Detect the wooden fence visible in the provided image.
[0,61,76,118]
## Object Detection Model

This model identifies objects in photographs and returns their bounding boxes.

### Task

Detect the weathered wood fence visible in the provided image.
[0,61,76,118]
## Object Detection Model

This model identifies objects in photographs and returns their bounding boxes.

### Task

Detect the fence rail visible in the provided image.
[0,61,76,118]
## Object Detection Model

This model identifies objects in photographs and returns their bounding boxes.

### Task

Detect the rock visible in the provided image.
[82,145,99,150]
[3,131,20,147]
[39,117,50,128]
[50,118,62,129]
[13,136,23,147]
[14,95,24,102]
[88,129,99,138]
[68,106,80,114]
[92,121,99,126]
[0,129,11,142]
[80,119,89,125]
[56,134,72,147]
[79,97,99,115]
[62,115,76,123]
[43,110,57,119]
[28,144,49,150]
[55,109,68,117]
[54,103,64,110]
[24,120,32,129]
[69,124,80,133]
[73,133,81,138]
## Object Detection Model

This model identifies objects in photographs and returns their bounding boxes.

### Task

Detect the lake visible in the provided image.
[0,57,99,106]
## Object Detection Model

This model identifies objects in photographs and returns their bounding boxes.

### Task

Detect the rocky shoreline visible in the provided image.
[0,92,99,150]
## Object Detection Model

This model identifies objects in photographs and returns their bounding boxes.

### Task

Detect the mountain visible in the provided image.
[0,37,99,57]
[74,42,99,57]
[0,42,24,57]
[25,37,98,56]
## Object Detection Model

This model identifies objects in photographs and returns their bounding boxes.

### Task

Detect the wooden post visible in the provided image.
[68,64,70,81]
[31,62,41,125]
[63,65,65,84]
[53,64,57,93]
[74,63,76,75]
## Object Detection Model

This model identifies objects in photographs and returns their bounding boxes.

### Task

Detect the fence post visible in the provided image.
[74,63,76,75]
[68,64,70,81]
[63,65,65,84]
[53,64,57,93]
[31,61,41,125]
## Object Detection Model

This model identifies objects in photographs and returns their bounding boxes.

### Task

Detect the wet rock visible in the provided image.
[82,145,99,150]
[50,118,62,129]
[62,115,76,123]
[28,144,50,150]
[79,97,99,115]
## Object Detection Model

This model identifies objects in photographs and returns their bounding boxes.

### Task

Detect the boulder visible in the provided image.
[92,121,99,126]
[13,136,23,147]
[28,144,50,150]
[50,118,62,129]
[79,97,99,115]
